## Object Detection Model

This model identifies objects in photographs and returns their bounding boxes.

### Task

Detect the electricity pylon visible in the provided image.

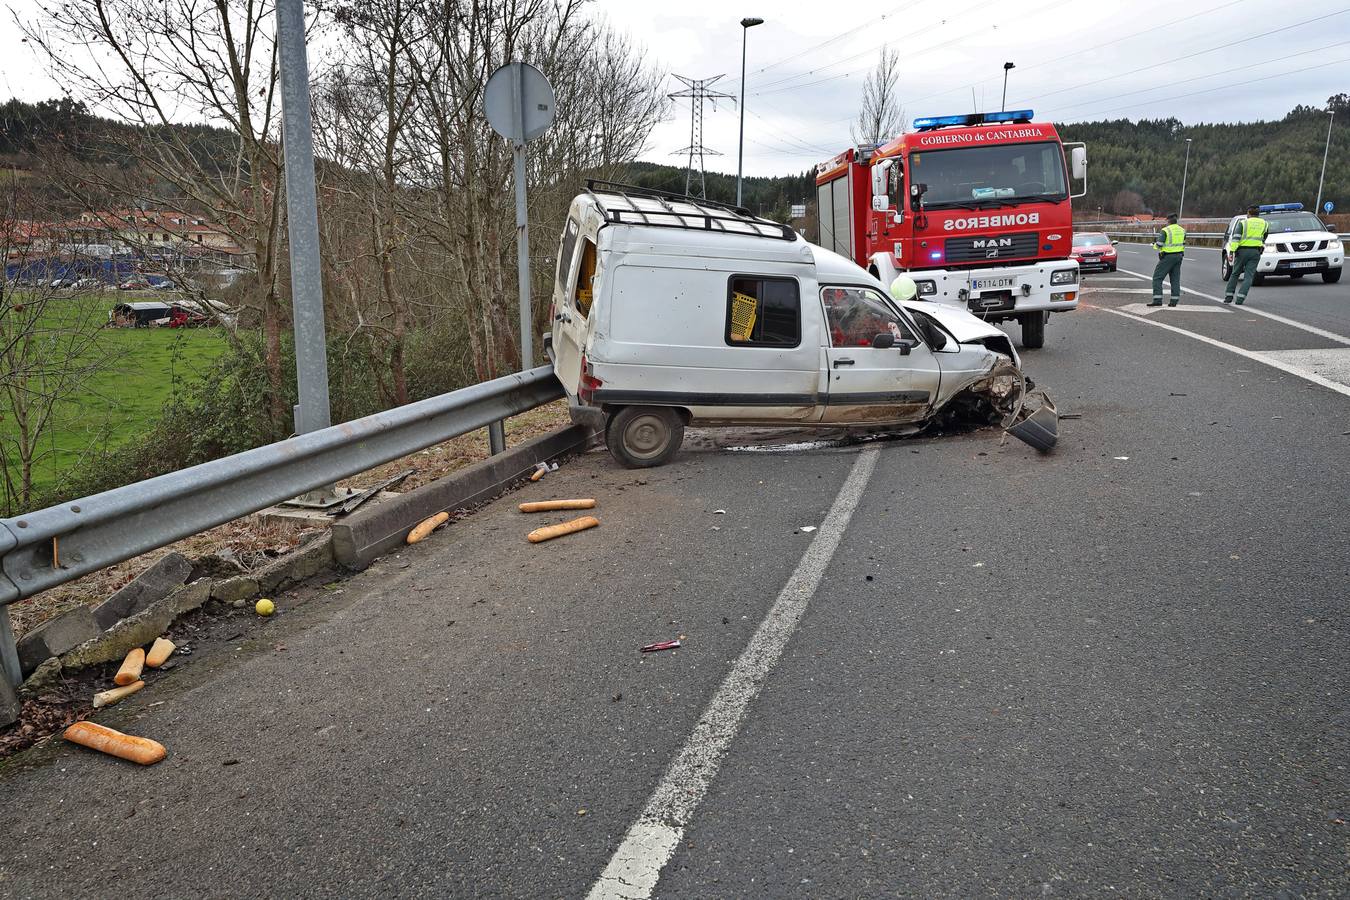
[669,74,734,199]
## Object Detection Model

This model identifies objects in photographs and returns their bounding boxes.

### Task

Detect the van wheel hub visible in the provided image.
[625,415,669,457]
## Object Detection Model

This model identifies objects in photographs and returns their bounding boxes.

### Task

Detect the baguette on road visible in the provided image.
[114,648,145,686]
[527,515,600,543]
[92,681,145,709]
[63,720,166,765]
[407,511,450,544]
[518,499,596,513]
[145,637,176,668]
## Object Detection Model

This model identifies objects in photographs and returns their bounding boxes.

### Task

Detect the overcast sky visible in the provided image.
[2,0,1346,177]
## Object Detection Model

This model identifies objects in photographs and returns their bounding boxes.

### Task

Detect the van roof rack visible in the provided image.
[583,180,796,241]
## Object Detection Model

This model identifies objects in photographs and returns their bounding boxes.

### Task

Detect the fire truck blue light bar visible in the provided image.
[912,110,1035,130]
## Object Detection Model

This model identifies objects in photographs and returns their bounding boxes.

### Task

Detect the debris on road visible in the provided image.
[1005,389,1059,453]
[640,639,681,653]
[63,720,166,765]
[328,469,413,517]
[93,680,145,709]
[527,515,600,543]
[145,637,176,668]
[114,648,145,686]
[1059,413,1083,420]
[518,499,597,513]
[530,465,546,482]
[407,511,451,544]
[255,598,276,617]
[799,526,817,533]
[713,509,726,515]
[1114,456,1130,461]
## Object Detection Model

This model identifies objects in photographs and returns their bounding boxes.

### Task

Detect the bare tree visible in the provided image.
[20,0,289,431]
[852,46,904,148]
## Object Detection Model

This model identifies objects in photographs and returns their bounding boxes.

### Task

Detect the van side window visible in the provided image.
[556,218,580,294]
[725,276,800,347]
[574,238,597,318]
[821,286,917,348]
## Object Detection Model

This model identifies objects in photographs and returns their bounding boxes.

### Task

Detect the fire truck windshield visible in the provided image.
[911,141,1067,209]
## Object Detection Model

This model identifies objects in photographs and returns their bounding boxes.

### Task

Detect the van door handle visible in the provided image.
[833,358,855,367]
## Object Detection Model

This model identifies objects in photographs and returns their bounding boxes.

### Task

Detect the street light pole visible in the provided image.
[1315,109,1335,214]
[1001,62,1015,112]
[737,17,764,209]
[1178,138,1192,221]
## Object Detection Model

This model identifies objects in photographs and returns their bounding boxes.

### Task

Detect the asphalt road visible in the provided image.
[2,280,1348,898]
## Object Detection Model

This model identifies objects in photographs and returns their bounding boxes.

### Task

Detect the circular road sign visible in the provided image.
[1324,201,1335,214]
[485,62,556,143]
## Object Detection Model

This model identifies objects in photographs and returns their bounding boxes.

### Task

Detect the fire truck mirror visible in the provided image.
[1070,146,1087,181]
[870,160,891,199]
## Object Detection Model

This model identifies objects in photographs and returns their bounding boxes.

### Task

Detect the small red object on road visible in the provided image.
[640,639,681,653]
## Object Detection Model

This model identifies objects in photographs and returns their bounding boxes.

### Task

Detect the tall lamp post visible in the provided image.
[1001,62,1015,112]
[1178,138,1193,221]
[1315,108,1335,214]
[737,16,764,208]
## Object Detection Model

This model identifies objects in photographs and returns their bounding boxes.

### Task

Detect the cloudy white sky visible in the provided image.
[1,0,1346,177]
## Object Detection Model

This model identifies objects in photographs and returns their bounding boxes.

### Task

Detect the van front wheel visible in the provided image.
[606,406,685,468]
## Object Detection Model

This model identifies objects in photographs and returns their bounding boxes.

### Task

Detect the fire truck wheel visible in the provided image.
[1019,312,1046,350]
[605,406,685,468]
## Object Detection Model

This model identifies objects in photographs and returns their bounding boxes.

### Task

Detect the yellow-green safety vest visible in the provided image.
[1227,216,1268,252]
[1154,223,1185,253]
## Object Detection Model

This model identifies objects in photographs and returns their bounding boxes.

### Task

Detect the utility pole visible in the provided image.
[1178,138,1193,220]
[736,17,764,208]
[1316,109,1335,214]
[670,75,734,199]
[1001,62,1015,113]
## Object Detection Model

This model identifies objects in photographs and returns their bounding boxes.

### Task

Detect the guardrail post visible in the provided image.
[0,606,19,687]
[488,420,506,455]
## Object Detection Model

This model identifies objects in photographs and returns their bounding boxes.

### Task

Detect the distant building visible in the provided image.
[63,209,246,260]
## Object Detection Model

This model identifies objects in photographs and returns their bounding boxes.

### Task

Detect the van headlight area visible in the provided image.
[1051,291,1077,303]
[1050,268,1077,286]
[913,279,938,296]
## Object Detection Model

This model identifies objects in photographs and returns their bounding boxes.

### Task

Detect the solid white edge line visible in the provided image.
[1113,265,1350,347]
[585,446,882,900]
[1098,306,1350,399]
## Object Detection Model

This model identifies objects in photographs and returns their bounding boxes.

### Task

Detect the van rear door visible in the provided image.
[818,286,941,424]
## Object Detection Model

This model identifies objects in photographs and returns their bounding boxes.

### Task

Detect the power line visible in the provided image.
[668,74,735,199]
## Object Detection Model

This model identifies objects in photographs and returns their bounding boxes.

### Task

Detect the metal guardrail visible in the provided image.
[0,365,563,608]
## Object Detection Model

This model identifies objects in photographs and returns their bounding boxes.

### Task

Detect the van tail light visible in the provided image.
[578,352,602,403]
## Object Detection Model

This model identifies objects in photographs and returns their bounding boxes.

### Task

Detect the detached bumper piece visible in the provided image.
[1006,390,1058,453]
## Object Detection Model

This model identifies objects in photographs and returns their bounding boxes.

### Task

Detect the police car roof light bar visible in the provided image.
[912,109,1035,131]
[1257,202,1303,213]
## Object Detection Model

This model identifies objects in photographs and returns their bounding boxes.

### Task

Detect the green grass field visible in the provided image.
[1,293,226,501]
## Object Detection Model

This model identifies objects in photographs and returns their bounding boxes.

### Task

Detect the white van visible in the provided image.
[545,183,1033,468]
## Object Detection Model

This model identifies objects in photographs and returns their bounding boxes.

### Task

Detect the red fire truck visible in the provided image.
[815,110,1087,348]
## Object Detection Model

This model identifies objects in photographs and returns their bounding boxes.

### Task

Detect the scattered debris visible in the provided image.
[255,599,276,617]
[145,637,176,668]
[407,511,451,544]
[640,639,681,653]
[530,464,547,482]
[1113,456,1130,461]
[518,499,597,513]
[799,526,817,533]
[1170,392,1187,397]
[93,680,145,709]
[713,509,726,515]
[63,720,166,765]
[328,469,413,517]
[1004,389,1059,453]
[528,515,600,544]
[114,648,146,686]
[1058,413,1083,420]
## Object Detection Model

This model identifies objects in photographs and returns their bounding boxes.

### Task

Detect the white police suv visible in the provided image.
[1221,203,1343,284]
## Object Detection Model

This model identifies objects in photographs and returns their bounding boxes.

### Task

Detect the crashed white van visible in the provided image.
[545,182,1036,467]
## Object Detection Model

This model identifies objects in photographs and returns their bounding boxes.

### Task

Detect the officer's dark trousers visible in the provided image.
[1151,253,1183,303]
[1225,247,1262,303]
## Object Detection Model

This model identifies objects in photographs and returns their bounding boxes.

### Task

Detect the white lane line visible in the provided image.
[586,447,881,900]
[1115,267,1350,346]
[1098,307,1350,399]
[1257,347,1350,389]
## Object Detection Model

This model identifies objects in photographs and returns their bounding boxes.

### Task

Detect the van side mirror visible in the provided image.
[871,332,895,350]
[1111,239,1119,245]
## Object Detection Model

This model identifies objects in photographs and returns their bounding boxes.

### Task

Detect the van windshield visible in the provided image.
[911,141,1068,209]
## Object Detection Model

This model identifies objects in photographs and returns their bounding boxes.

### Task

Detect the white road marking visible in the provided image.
[1256,348,1350,389]
[1081,288,1156,295]
[1118,302,1232,315]
[585,447,881,900]
[1115,267,1350,346]
[1099,307,1350,399]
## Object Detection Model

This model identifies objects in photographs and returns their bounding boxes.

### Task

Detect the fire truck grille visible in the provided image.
[944,231,1040,264]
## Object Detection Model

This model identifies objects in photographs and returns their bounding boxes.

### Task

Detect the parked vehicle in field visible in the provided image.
[814,109,1087,349]
[1070,232,1117,272]
[546,183,1033,468]
[71,277,104,290]
[119,277,150,290]
[1221,203,1343,284]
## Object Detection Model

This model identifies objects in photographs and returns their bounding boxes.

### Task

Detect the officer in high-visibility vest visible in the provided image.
[1149,213,1186,307]
[1224,205,1268,305]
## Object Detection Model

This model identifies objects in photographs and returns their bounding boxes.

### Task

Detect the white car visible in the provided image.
[1221,204,1343,284]
[546,182,1039,468]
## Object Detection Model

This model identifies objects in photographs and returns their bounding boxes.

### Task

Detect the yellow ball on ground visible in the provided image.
[255,598,276,616]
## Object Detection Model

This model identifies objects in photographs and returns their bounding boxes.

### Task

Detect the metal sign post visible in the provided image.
[485,62,556,371]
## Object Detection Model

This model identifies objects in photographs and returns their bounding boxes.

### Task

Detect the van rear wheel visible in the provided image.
[605,406,685,468]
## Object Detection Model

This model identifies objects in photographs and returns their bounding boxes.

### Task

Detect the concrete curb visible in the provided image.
[331,424,594,570]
